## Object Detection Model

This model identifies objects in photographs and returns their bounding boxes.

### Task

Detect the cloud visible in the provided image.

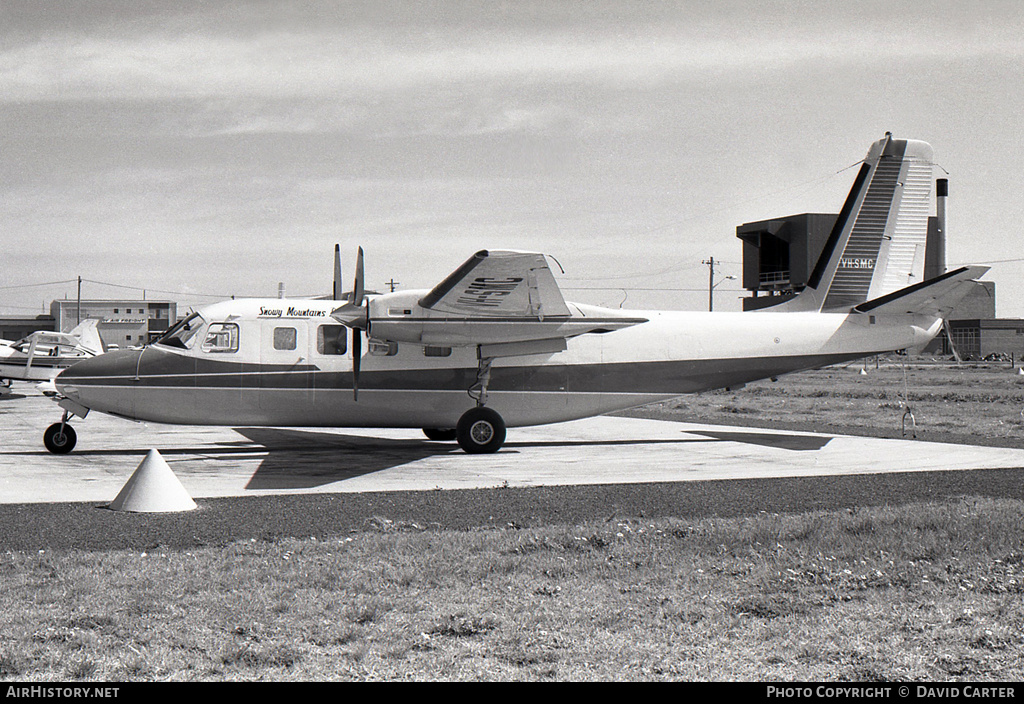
[2,1,1023,314]
[2,3,1021,106]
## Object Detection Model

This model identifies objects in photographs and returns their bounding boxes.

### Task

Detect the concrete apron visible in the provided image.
[3,393,1024,504]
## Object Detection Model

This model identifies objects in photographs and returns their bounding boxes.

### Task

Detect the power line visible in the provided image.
[0,303,56,312]
[624,160,864,238]
[0,279,78,290]
[567,160,862,282]
[0,276,245,300]
[79,278,245,300]
[965,257,1024,265]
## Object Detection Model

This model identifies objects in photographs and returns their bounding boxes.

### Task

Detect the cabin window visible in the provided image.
[202,323,239,353]
[273,327,297,351]
[317,325,347,355]
[424,346,452,357]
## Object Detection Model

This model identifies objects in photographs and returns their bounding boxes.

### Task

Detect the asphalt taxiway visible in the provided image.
[4,390,1024,506]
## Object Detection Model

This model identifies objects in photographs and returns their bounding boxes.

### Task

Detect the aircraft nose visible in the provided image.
[56,349,141,414]
[58,348,140,383]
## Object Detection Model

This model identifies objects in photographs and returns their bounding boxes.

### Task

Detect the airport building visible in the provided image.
[0,315,56,342]
[49,299,177,348]
[946,317,1024,360]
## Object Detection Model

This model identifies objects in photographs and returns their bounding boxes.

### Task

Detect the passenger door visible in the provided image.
[258,321,310,410]
[311,323,348,403]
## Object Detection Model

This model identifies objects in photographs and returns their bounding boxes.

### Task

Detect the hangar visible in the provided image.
[0,315,56,342]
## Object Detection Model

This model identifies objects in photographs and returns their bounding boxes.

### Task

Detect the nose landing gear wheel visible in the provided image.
[43,422,77,454]
[456,407,506,454]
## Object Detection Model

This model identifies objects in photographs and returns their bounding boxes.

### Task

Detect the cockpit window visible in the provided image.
[201,323,239,353]
[155,312,206,349]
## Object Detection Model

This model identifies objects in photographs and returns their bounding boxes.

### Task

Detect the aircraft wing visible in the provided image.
[853,266,990,317]
[21,331,86,348]
[417,250,571,319]
[354,249,647,349]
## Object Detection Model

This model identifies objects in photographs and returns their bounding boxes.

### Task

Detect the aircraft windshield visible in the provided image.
[155,312,206,349]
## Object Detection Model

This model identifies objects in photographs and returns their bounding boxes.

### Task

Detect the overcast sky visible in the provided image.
[2,0,1023,318]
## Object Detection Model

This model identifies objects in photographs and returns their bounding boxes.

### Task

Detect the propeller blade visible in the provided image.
[331,246,370,330]
[333,244,343,301]
[352,329,362,401]
[352,246,365,306]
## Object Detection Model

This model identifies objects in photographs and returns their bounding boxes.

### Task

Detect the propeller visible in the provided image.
[332,246,369,400]
[333,244,343,301]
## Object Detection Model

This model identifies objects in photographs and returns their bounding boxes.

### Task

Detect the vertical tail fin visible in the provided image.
[770,134,934,312]
[67,319,104,355]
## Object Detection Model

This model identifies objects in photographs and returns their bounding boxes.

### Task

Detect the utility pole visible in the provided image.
[385,278,400,293]
[703,257,715,311]
[703,257,735,312]
[76,276,82,326]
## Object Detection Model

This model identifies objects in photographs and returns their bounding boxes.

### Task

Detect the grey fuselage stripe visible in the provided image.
[60,352,865,395]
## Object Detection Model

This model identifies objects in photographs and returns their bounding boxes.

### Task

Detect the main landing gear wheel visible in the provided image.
[456,407,506,454]
[43,422,77,454]
[423,428,457,441]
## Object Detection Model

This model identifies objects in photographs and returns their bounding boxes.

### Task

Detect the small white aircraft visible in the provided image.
[45,135,987,454]
[0,320,104,397]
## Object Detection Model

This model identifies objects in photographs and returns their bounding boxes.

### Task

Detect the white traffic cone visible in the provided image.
[108,449,197,513]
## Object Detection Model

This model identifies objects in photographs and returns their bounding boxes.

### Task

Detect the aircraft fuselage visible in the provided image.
[54,297,940,429]
[0,348,93,383]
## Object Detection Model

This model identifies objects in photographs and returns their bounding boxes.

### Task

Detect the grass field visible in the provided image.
[628,358,1024,448]
[3,359,1024,682]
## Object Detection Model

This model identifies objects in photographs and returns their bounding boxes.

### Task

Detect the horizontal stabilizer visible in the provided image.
[853,266,989,317]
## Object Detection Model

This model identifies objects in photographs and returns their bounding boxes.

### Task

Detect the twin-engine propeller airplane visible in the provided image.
[45,135,987,455]
[0,320,103,397]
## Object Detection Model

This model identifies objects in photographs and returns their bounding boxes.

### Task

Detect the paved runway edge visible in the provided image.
[5,395,1024,505]
[4,467,1024,552]
[5,393,1024,551]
